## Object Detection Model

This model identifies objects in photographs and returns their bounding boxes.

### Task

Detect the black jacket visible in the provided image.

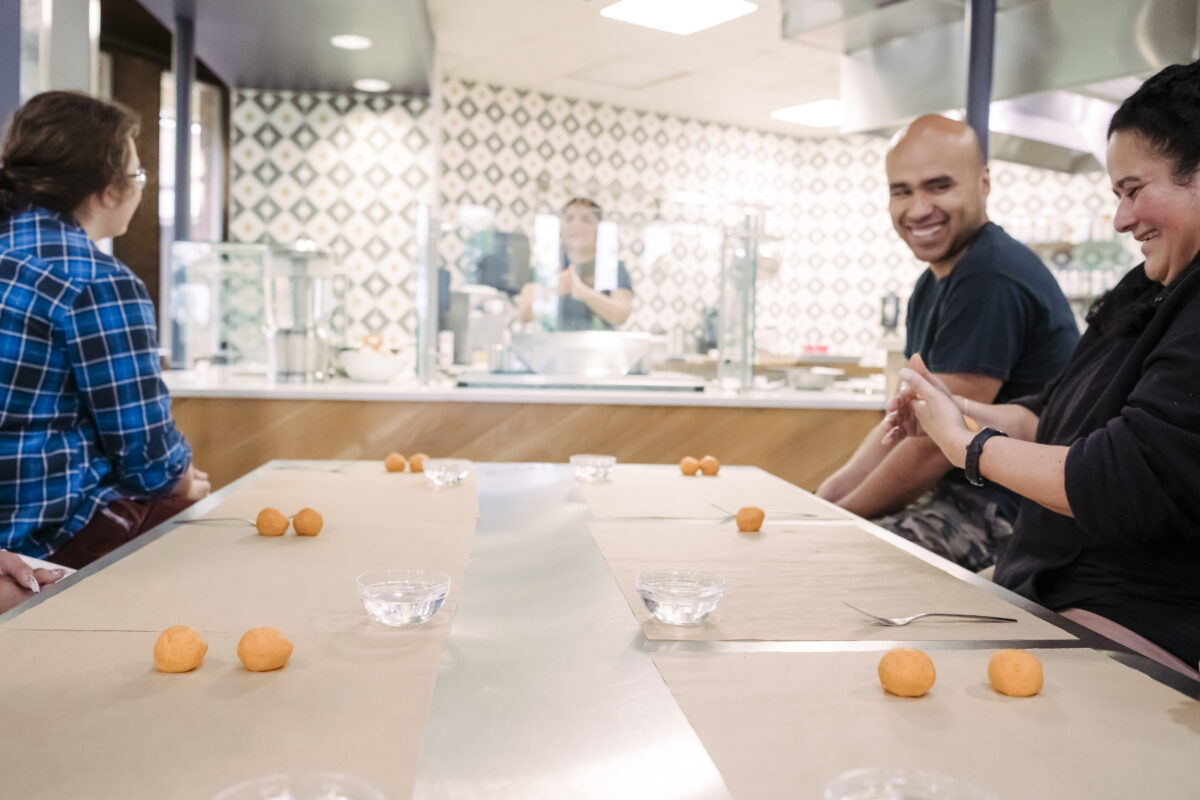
[995,254,1200,667]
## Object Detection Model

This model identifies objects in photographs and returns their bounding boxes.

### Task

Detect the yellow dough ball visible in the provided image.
[877,647,936,697]
[736,506,765,532]
[293,507,323,536]
[679,456,700,476]
[153,625,208,673]
[385,452,407,473]
[255,507,289,537]
[409,452,428,473]
[988,649,1043,697]
[698,455,721,476]
[237,627,294,672]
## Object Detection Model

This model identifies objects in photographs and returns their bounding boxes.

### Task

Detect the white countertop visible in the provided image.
[164,368,886,410]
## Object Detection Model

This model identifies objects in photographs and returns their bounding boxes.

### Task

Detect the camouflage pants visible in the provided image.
[871,482,1014,573]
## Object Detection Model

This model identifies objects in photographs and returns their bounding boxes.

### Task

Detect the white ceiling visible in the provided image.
[429,0,845,137]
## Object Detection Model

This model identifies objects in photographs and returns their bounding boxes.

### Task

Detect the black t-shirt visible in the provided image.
[905,222,1080,517]
[996,259,1200,667]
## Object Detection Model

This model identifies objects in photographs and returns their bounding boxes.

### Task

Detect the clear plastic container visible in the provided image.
[569,454,616,482]
[824,766,997,800]
[423,459,471,488]
[355,569,451,627]
[635,569,725,625]
[212,771,384,800]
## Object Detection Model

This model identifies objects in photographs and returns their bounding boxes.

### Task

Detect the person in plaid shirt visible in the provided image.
[0,91,209,612]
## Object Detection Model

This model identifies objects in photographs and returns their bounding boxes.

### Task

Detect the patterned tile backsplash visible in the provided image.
[229,89,437,348]
[229,78,1135,357]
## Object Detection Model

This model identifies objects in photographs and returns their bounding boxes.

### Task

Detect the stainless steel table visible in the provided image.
[413,463,731,799]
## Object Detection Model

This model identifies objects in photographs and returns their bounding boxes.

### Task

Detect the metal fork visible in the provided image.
[172,516,256,527]
[844,601,1017,626]
[709,504,821,523]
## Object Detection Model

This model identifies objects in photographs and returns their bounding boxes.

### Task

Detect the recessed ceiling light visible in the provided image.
[600,0,757,36]
[770,99,843,128]
[353,78,391,93]
[331,34,372,50]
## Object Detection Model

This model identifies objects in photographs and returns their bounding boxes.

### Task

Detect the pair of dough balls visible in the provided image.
[385,452,428,473]
[153,625,293,673]
[255,507,323,537]
[680,455,720,476]
[876,647,1043,698]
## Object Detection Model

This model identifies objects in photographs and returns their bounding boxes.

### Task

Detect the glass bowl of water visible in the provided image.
[356,569,451,627]
[824,767,997,800]
[423,459,471,488]
[569,454,616,482]
[212,771,384,800]
[635,569,725,625]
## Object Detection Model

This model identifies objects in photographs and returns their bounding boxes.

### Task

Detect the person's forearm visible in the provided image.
[817,420,894,502]
[932,428,1071,516]
[578,287,632,326]
[837,436,952,519]
[517,286,535,322]
[952,397,1040,441]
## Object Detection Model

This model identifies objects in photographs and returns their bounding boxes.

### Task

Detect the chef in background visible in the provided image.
[518,197,633,330]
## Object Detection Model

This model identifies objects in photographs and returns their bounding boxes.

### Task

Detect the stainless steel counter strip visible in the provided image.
[412,463,731,800]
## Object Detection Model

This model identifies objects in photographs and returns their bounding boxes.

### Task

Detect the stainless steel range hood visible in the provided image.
[782,0,1200,172]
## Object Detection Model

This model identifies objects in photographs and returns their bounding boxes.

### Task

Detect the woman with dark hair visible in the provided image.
[517,197,634,330]
[0,91,207,612]
[886,59,1200,678]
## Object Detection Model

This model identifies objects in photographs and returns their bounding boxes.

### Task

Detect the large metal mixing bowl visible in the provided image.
[508,331,652,377]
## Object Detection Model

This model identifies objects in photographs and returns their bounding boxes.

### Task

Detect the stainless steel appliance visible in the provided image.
[507,331,654,378]
[263,244,338,382]
[446,285,509,365]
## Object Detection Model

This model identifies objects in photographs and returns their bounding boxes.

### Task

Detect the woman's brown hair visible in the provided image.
[562,196,602,219]
[0,90,140,217]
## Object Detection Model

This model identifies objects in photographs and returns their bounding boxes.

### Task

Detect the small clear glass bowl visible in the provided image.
[825,766,997,800]
[570,454,616,482]
[423,458,471,488]
[212,771,384,800]
[356,569,451,627]
[635,569,726,625]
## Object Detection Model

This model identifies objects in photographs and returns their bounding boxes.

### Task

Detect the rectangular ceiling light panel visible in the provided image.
[600,0,758,36]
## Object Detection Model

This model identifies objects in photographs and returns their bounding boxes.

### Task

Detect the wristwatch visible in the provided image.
[964,427,1008,487]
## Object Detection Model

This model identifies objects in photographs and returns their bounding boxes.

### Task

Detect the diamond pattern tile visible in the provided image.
[231,79,1122,355]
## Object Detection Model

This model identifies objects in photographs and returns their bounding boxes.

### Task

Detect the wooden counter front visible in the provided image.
[171,397,881,491]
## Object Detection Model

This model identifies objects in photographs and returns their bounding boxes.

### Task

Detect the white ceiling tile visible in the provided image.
[432,0,842,134]
[570,59,688,89]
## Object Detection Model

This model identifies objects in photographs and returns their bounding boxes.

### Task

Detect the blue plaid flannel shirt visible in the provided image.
[0,206,191,558]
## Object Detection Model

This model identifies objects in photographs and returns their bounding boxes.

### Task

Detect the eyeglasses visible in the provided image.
[128,168,148,188]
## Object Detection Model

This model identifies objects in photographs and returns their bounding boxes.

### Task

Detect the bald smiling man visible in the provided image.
[817,115,1080,571]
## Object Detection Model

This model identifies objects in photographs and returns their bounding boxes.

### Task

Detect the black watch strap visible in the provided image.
[964,427,1008,487]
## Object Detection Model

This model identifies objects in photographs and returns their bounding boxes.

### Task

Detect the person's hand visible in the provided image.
[170,465,211,500]
[894,365,974,467]
[187,467,211,499]
[558,265,575,296]
[0,550,67,614]
[882,353,957,446]
[567,266,592,302]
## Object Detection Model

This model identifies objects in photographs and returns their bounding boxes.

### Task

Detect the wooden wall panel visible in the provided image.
[110,50,162,318]
[171,398,882,492]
